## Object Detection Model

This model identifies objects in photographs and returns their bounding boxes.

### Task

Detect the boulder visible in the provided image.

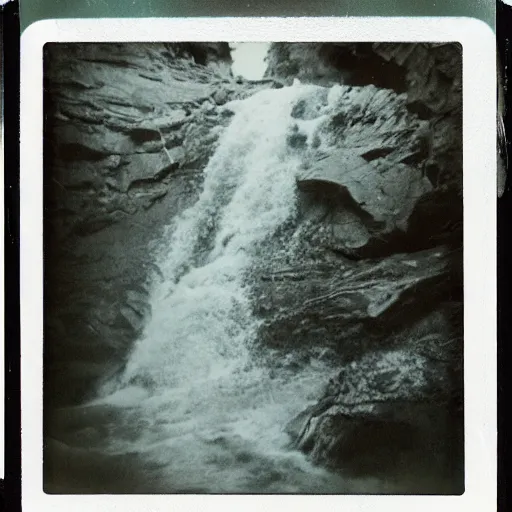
[285,304,463,488]
[282,79,457,258]
[297,148,432,236]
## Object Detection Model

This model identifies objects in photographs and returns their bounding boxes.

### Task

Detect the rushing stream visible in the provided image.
[77,82,392,493]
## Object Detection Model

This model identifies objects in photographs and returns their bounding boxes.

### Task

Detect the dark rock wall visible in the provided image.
[265,42,462,190]
[43,42,272,408]
[45,43,236,243]
[373,43,463,190]
[261,42,463,491]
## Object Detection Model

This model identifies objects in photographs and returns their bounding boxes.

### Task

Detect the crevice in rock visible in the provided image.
[55,142,107,162]
[128,127,161,143]
[319,43,408,92]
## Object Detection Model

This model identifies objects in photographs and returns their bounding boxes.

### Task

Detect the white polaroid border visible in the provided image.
[20,16,496,512]
[0,43,4,481]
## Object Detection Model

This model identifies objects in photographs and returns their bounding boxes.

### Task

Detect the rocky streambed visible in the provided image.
[44,42,463,494]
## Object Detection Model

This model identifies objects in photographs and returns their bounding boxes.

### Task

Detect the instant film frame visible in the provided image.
[21,16,496,512]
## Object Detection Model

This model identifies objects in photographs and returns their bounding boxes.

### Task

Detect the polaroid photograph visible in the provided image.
[20,16,496,512]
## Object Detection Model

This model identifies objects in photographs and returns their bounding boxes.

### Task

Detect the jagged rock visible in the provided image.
[285,303,463,481]
[373,43,462,118]
[266,43,461,117]
[285,80,461,258]
[52,123,137,158]
[298,149,431,233]
[254,247,456,357]
[44,43,242,240]
[267,42,462,191]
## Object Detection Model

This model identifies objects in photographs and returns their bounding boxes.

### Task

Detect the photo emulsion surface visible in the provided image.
[43,42,464,494]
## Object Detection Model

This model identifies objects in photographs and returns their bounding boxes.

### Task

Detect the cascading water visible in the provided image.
[119,83,310,391]
[88,82,369,493]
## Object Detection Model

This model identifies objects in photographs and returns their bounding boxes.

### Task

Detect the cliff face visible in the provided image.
[265,43,462,188]
[260,42,463,490]
[44,43,274,407]
[45,42,239,242]
[44,42,463,493]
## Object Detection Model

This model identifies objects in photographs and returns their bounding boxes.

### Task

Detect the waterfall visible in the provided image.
[92,82,350,493]
[117,82,325,392]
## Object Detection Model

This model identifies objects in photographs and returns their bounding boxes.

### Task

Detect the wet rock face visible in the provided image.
[283,300,463,476]
[253,241,463,489]
[293,84,435,257]
[254,247,459,353]
[45,43,237,242]
[266,42,462,188]
[264,45,463,260]
[43,42,277,407]
[259,43,463,490]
